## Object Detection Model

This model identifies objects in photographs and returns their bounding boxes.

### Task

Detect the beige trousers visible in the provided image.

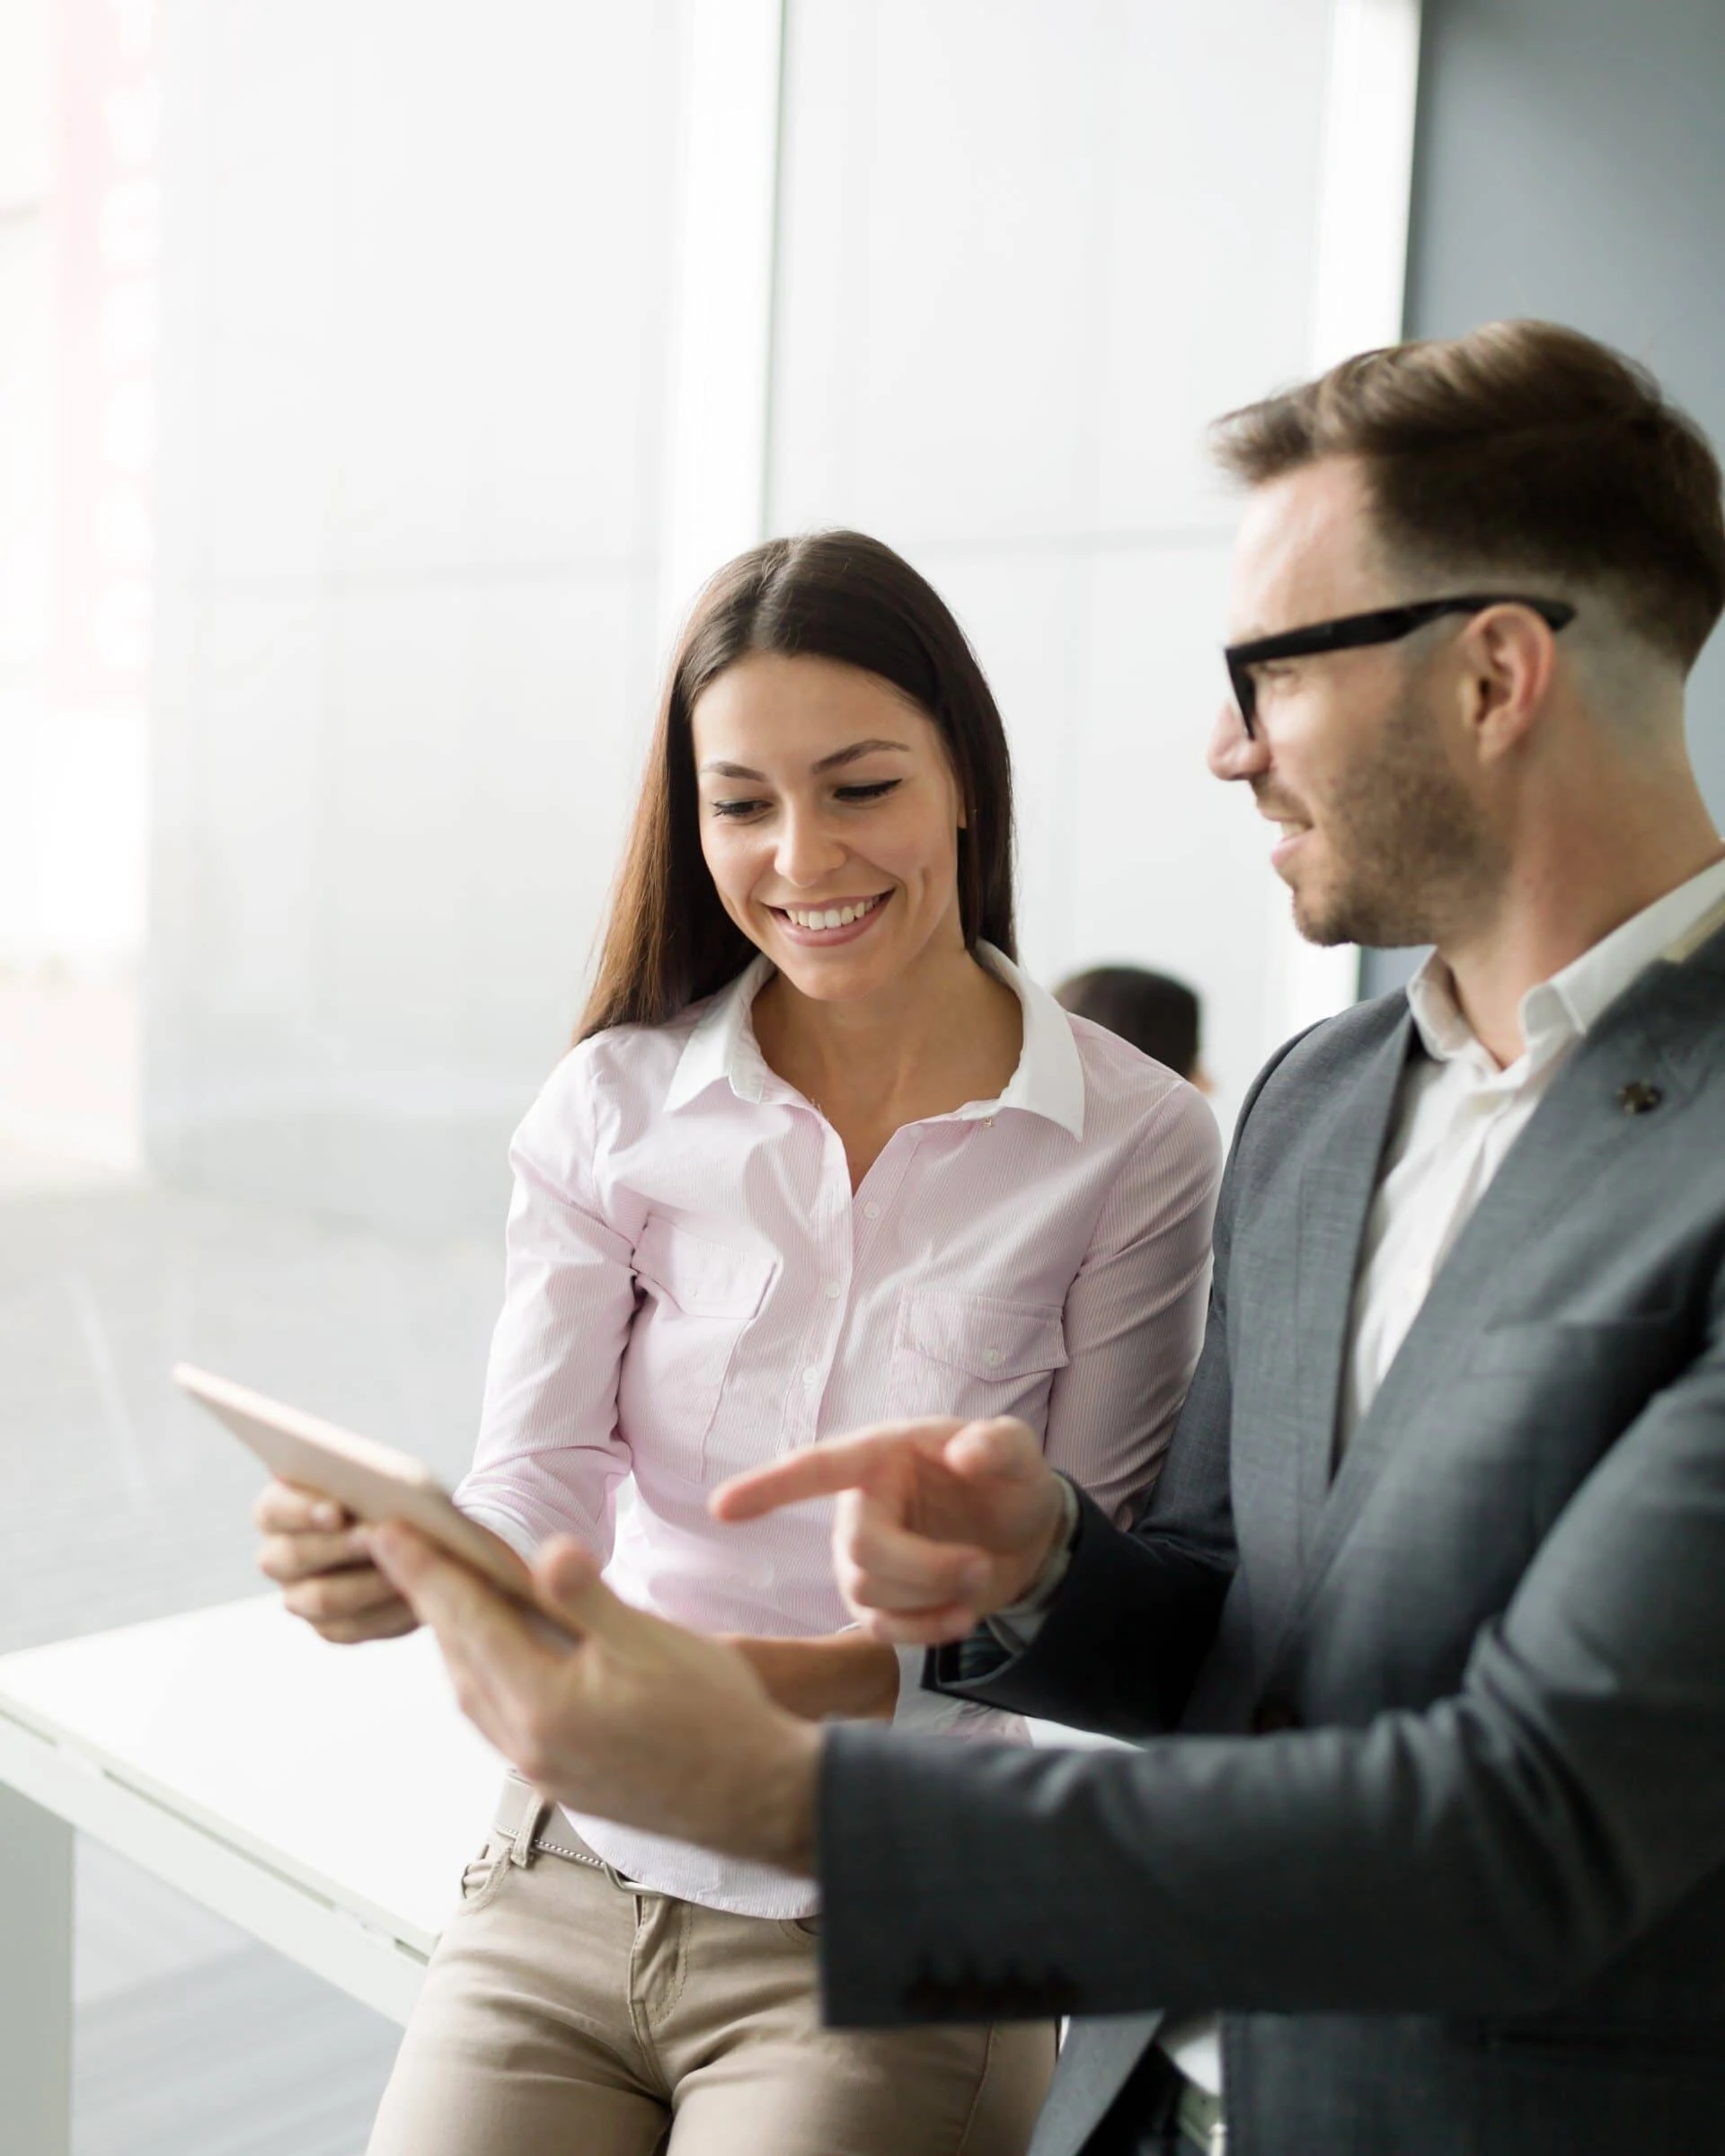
[367,1796,1055,2156]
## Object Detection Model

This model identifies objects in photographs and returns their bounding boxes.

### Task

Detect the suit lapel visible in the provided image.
[1289,1012,1415,1549]
[1267,945,1721,1683]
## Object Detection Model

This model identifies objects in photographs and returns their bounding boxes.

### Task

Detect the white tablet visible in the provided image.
[174,1362,546,1615]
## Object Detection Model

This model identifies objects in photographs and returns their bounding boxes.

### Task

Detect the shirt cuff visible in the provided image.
[890,1643,952,1731]
[454,1502,543,1567]
[985,1475,1081,1653]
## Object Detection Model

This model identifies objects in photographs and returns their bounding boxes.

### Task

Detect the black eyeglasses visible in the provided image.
[1224,594,1576,737]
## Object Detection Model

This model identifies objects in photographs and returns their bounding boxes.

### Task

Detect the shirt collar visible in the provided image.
[663,941,1086,1138]
[664,954,777,1111]
[966,943,1087,1138]
[1406,850,1725,1077]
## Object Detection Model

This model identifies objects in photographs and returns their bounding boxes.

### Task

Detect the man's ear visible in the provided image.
[1459,603,1561,762]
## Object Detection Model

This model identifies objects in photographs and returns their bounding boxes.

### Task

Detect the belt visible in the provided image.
[491,1773,607,1874]
[1174,2075,1226,2155]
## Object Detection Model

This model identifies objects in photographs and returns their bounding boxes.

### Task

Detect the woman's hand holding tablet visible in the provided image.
[173,1363,554,1646]
[254,1477,423,1644]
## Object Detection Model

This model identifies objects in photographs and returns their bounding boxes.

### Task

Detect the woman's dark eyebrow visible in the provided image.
[812,737,911,773]
[698,738,912,781]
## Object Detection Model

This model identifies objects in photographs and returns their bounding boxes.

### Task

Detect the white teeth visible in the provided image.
[782,896,882,931]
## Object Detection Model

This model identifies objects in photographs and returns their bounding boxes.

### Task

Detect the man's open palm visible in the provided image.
[712,1416,1067,1645]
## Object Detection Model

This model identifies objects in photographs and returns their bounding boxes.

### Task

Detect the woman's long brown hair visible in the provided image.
[577,531,1016,1039]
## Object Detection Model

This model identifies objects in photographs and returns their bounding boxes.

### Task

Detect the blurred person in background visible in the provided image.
[1055,967,1213,1093]
[256,531,1219,2156]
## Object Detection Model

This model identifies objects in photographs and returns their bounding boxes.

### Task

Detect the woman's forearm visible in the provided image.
[724,1631,900,1721]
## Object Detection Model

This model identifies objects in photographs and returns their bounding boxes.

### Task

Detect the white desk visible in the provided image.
[0,1596,506,2155]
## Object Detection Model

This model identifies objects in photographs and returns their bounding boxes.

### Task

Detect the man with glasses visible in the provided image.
[375,321,1725,2156]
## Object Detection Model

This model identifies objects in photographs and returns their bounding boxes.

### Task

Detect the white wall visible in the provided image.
[145,0,1415,1233]
[0,0,58,964]
[768,0,1348,1118]
[146,0,687,1232]
[0,0,160,980]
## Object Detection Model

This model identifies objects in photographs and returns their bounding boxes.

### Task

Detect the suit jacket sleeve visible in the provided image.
[818,1281,1725,2028]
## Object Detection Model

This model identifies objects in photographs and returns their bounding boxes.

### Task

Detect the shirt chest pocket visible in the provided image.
[622,1217,777,1466]
[888,1289,1069,1434]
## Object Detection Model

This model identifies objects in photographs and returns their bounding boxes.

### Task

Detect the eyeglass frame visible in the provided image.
[1224,594,1577,738]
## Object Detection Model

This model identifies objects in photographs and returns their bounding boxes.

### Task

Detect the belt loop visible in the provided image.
[509,1789,550,1869]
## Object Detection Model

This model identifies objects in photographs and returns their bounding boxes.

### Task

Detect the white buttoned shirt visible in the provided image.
[457,945,1221,1914]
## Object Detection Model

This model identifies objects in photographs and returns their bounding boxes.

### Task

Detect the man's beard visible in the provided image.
[1274,691,1504,949]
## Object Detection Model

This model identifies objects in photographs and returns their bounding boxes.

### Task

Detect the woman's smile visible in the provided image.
[766,891,893,944]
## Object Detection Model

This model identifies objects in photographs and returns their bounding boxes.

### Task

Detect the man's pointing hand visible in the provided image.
[712,1415,1069,1646]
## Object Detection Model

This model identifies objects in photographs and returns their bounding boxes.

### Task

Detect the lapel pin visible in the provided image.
[1616,1081,1664,1117]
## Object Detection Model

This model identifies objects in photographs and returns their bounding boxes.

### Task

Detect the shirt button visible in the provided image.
[863,1203,880,1220]
[823,1281,841,1299]
[801,1366,819,1388]
[983,1348,1002,1367]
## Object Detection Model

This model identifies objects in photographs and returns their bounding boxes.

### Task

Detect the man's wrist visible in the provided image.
[821,1632,899,1719]
[739,1715,823,1876]
[997,1474,1081,1622]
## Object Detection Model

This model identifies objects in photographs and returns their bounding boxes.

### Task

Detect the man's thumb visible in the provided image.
[944,1416,1040,1482]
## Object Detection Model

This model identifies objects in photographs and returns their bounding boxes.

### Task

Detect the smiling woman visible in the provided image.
[580,530,1016,1035]
[693,656,955,978]
[259,528,1221,2156]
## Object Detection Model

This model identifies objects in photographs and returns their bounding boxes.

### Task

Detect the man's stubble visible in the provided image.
[1284,682,1505,951]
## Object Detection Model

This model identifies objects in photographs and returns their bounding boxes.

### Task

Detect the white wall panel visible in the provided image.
[1075,544,1266,1125]
[771,0,1108,544]
[1092,3,1331,532]
[920,551,1092,981]
[148,1,686,1233]
[655,0,783,638]
[452,572,653,1065]
[146,590,325,1192]
[197,1,341,583]
[770,0,1342,1101]
[0,0,51,215]
[320,585,473,1065]
[326,0,678,579]
[0,0,68,967]
[185,594,325,1023]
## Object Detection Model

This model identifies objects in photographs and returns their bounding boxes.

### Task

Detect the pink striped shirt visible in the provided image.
[457,946,1219,1913]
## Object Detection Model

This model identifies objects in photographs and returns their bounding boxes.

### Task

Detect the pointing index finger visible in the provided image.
[712,1441,879,1522]
[707,1423,961,1526]
[711,1418,963,1523]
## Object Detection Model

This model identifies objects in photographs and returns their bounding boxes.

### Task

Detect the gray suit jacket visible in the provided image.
[818,911,1725,2156]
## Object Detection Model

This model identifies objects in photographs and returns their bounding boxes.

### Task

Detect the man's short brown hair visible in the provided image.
[1212,320,1725,670]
